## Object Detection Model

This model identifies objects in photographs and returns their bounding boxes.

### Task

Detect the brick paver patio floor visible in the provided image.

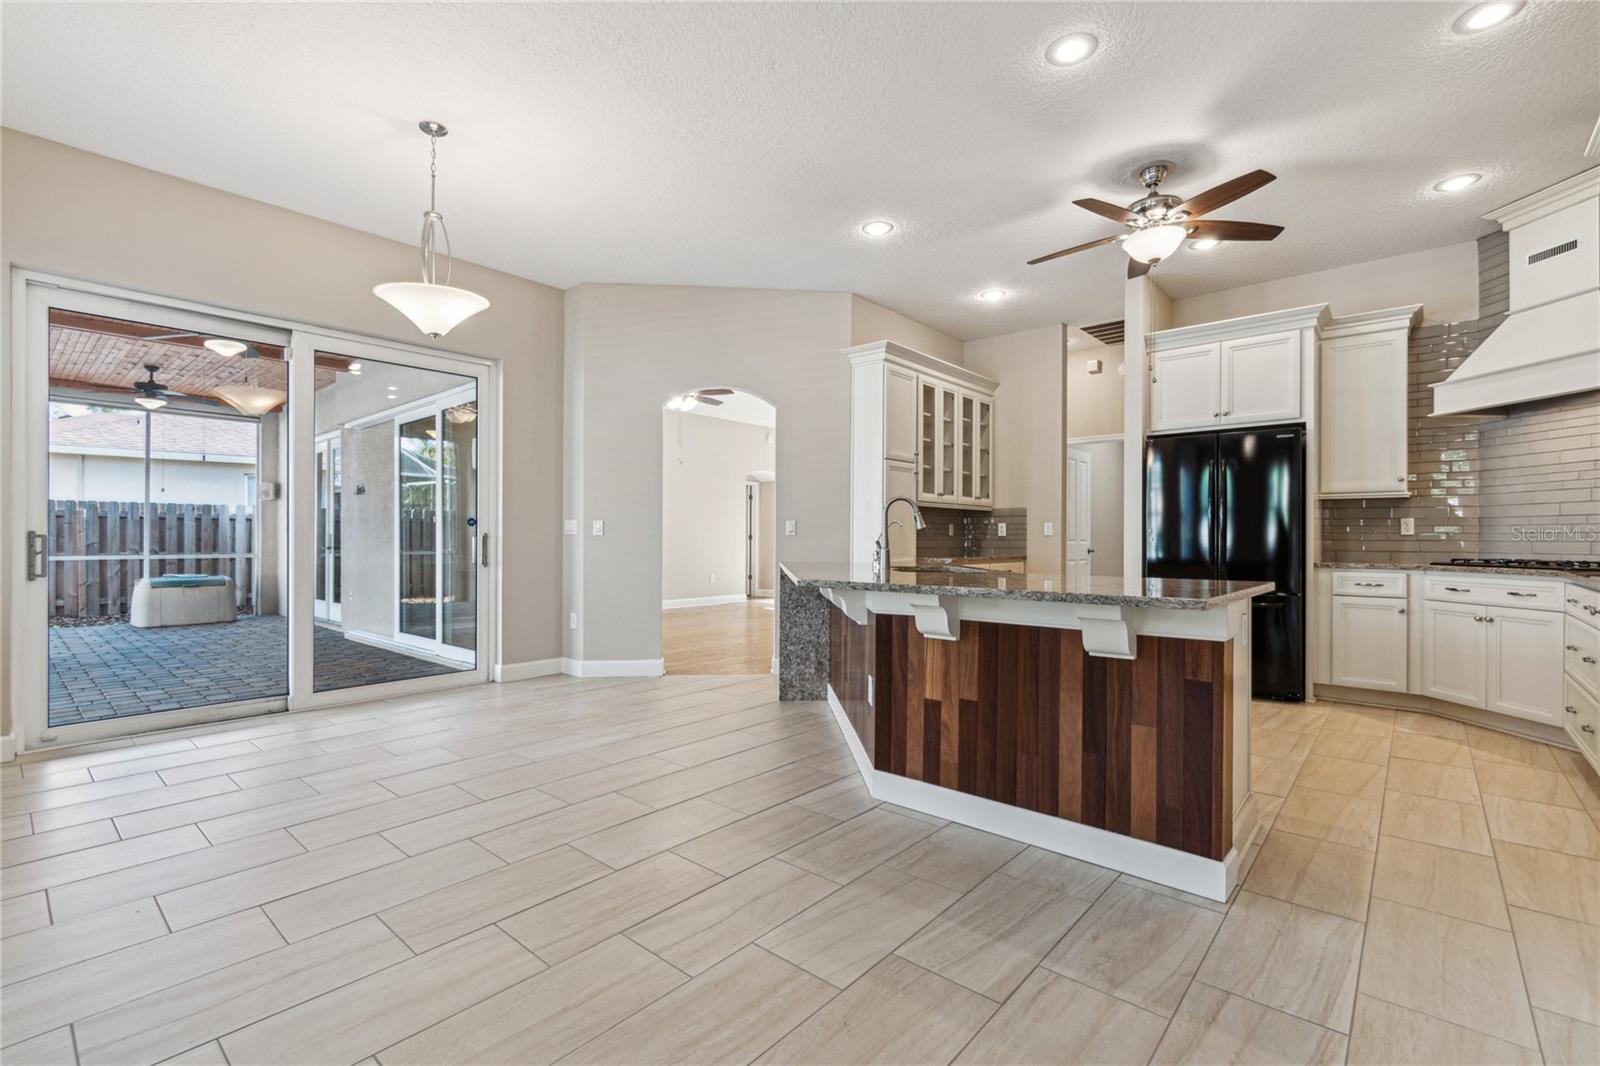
[48,615,465,726]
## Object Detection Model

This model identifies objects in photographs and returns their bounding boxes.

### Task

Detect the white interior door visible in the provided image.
[1067,447,1092,583]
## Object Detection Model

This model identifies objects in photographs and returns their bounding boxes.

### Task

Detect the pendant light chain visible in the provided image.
[420,126,452,286]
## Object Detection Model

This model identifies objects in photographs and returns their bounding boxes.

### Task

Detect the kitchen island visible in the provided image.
[778,562,1273,900]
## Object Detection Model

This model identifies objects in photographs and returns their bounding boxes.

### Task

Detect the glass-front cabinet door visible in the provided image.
[959,392,976,502]
[917,379,938,501]
[938,384,958,499]
[974,396,993,505]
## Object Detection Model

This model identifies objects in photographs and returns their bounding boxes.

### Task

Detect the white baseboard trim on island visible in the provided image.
[823,685,1254,902]
[662,594,748,610]
[494,659,566,683]
[563,658,666,678]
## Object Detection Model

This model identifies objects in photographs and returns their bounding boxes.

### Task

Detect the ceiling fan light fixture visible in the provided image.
[203,338,248,357]
[374,120,491,339]
[1190,238,1221,251]
[1123,224,1187,264]
[1454,2,1524,34]
[1432,172,1482,193]
[133,395,167,411]
[860,220,896,237]
[1045,32,1098,66]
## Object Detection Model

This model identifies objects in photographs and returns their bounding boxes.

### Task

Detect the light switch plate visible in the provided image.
[785,520,796,536]
[591,520,605,536]
[997,522,1007,537]
[569,612,578,630]
[1400,517,1415,535]
[563,519,578,535]
[1043,522,1054,537]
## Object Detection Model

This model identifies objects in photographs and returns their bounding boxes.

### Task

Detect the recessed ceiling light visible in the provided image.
[203,338,247,357]
[1453,1,1524,34]
[1190,238,1221,251]
[1045,33,1098,66]
[978,289,1008,303]
[1433,172,1482,193]
[860,220,895,237]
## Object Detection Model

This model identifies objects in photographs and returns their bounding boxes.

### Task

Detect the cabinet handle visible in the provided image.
[1568,705,1579,715]
[1444,586,1472,593]
[1354,581,1384,587]
[1570,645,1582,651]
[1568,598,1580,605]
[1586,656,1597,664]
[1506,591,1537,598]
[1585,724,1596,734]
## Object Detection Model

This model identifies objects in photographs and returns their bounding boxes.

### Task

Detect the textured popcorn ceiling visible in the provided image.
[2,2,1595,339]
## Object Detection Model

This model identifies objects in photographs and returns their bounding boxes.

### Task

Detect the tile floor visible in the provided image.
[3,676,1598,1065]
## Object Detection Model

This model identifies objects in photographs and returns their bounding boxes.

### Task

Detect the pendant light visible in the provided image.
[213,383,288,417]
[373,121,490,339]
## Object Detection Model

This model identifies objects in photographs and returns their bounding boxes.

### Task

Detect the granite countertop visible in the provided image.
[1316,560,1600,591]
[781,562,1272,610]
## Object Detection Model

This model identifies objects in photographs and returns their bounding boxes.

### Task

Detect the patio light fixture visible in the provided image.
[213,383,287,417]
[373,121,490,340]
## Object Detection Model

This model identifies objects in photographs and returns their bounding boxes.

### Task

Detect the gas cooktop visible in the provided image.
[1437,558,1600,573]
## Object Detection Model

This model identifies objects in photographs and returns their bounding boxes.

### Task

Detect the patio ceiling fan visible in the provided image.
[1028,163,1284,278]
[666,388,734,411]
[130,364,190,411]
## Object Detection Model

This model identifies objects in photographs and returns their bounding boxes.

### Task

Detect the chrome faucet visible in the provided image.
[873,496,927,580]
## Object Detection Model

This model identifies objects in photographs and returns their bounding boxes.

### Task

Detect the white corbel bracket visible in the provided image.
[819,586,868,624]
[865,591,961,641]
[1076,604,1138,659]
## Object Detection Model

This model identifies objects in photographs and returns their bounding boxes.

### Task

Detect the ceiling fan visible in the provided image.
[666,388,735,411]
[1028,163,1284,278]
[130,364,191,410]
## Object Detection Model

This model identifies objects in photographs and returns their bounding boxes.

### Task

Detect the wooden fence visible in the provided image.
[399,506,437,602]
[47,500,256,620]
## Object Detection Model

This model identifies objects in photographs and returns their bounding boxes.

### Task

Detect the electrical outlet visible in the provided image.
[1400,517,1416,536]
[709,573,716,584]
[1043,522,1054,537]
[563,519,578,535]
[948,523,956,536]
[591,520,605,536]
[569,612,578,630]
[785,520,796,536]
[997,521,1007,537]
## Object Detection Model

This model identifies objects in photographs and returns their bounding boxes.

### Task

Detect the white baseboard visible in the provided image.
[662,594,748,610]
[341,627,474,669]
[1,733,16,762]
[562,658,665,678]
[494,658,566,683]
[822,685,1242,902]
[754,588,775,598]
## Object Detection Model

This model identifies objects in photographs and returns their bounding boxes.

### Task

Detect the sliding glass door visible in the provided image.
[315,435,342,623]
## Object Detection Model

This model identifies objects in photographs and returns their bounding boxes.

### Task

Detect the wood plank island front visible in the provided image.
[777,563,1273,900]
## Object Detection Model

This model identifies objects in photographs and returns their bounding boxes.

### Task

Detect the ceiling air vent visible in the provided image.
[1081,319,1125,345]
[1528,239,1578,266]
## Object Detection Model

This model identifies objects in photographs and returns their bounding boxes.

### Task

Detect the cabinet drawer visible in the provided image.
[1567,582,1600,624]
[1424,574,1564,612]
[1331,571,1406,598]
[1566,674,1600,764]
[1567,614,1600,698]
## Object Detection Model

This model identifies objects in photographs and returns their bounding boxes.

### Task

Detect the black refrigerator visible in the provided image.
[1144,424,1306,701]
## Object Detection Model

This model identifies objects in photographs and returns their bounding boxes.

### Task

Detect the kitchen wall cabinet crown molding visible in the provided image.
[1318,304,1422,499]
[1144,303,1331,351]
[1320,303,1423,340]
[844,340,998,393]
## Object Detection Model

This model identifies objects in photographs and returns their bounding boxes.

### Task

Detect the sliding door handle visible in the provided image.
[26,531,46,581]
[480,532,490,568]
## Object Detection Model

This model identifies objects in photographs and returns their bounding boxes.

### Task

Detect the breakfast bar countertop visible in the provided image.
[780,562,1273,610]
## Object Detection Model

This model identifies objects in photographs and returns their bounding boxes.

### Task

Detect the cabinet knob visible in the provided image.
[1584,724,1596,734]
[1397,475,1406,482]
[1486,616,1495,623]
[1211,411,1219,418]
[1568,706,1579,715]
[1396,607,1406,615]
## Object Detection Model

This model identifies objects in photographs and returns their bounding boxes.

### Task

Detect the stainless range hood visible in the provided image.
[1432,167,1600,417]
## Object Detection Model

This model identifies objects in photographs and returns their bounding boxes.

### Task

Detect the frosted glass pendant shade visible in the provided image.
[1123,224,1188,264]
[213,384,287,416]
[373,282,490,339]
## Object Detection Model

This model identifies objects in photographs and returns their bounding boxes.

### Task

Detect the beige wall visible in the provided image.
[1067,342,1125,439]
[564,283,854,665]
[757,480,776,592]
[661,411,776,603]
[963,325,1068,573]
[1168,241,1478,328]
[1,130,565,732]
[850,295,964,364]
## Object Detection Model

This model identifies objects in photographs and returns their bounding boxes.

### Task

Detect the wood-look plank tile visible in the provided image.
[788,775,879,820]
[499,850,722,964]
[1195,890,1363,1032]
[1385,756,1480,804]
[1041,880,1222,1017]
[779,806,937,884]
[1533,1007,1600,1066]
[31,775,238,835]
[4,826,208,899]
[1483,794,1600,858]
[3,909,285,1048]
[196,782,392,844]
[152,742,326,786]
[536,755,681,804]
[472,792,652,863]
[955,968,1167,1066]
[2,891,52,939]
[758,864,959,988]
[671,802,839,876]
[1,898,168,987]
[379,844,611,953]
[699,763,843,814]
[1243,830,1374,920]
[1358,898,1538,1049]
[1151,980,1347,1065]
[571,796,743,869]
[376,751,530,795]
[1372,835,1509,928]
[219,925,543,1066]
[882,823,1025,893]
[5,766,90,796]
[156,833,403,930]
[562,945,836,1065]
[377,786,568,855]
[626,858,837,975]
[1,819,119,868]
[757,954,996,1065]
[1,814,32,841]
[455,752,608,801]
[3,773,169,816]
[47,829,304,921]
[88,741,261,782]
[1495,839,1600,924]
[1508,906,1600,1025]
[2,1026,79,1066]
[1347,993,1538,1065]
[998,845,1118,901]
[113,779,316,839]
[298,748,461,794]
[378,936,685,1066]
[157,1040,230,1065]
[897,870,1090,999]
[74,917,411,1066]
[285,784,477,850]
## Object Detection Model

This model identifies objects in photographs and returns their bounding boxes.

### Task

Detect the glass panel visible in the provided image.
[311,350,476,693]
[960,393,974,499]
[46,308,283,728]
[919,382,936,497]
[939,387,956,497]
[316,447,329,604]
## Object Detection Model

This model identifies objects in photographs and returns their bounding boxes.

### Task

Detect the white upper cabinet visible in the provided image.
[1146,305,1327,435]
[884,363,918,464]
[1149,343,1223,432]
[1221,330,1301,426]
[1318,306,1422,498]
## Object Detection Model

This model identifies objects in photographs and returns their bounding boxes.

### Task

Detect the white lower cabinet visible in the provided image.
[1422,600,1490,710]
[1331,596,1408,692]
[1486,606,1564,725]
[1566,675,1599,763]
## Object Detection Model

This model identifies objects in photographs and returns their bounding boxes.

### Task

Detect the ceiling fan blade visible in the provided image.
[1128,258,1154,279]
[695,388,734,396]
[697,396,725,406]
[1187,219,1284,241]
[1027,234,1121,266]
[1073,198,1134,224]
[1177,170,1276,219]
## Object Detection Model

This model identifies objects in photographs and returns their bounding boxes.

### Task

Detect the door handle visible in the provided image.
[480,533,490,568]
[26,531,46,581]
